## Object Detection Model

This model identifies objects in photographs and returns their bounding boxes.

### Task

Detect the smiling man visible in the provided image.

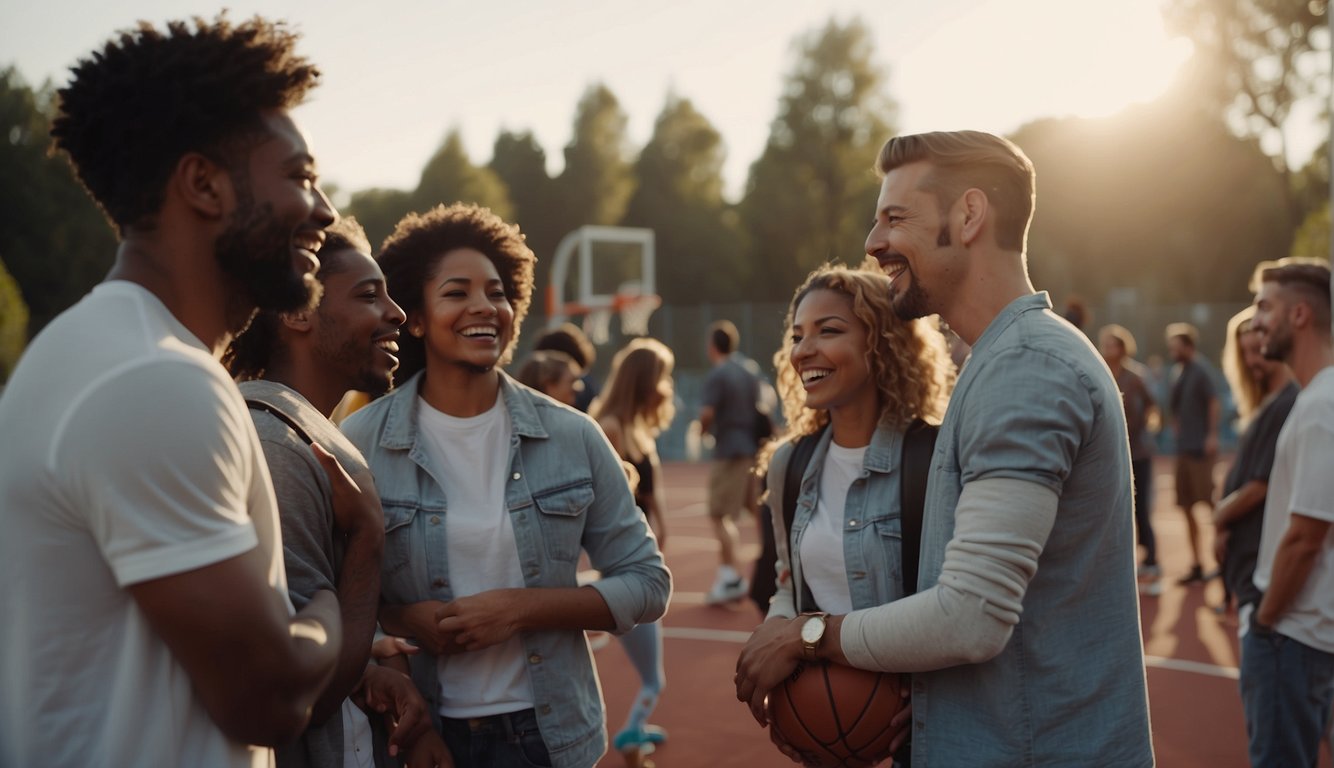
[0,16,379,767]
[737,131,1152,766]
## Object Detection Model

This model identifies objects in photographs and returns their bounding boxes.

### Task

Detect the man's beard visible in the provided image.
[892,276,931,321]
[216,202,321,314]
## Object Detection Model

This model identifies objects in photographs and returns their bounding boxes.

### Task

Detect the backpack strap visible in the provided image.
[246,399,315,446]
[899,419,939,595]
[783,427,825,613]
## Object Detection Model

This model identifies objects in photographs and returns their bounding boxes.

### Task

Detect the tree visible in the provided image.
[344,187,414,251]
[557,83,636,228]
[621,94,747,303]
[739,17,897,300]
[0,255,27,382]
[489,129,563,297]
[412,128,512,220]
[0,67,116,336]
[1165,0,1329,221]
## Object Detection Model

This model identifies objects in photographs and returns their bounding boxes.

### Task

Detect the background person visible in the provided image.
[340,203,670,768]
[1166,321,1221,585]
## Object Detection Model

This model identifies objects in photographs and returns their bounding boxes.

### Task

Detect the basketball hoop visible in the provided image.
[615,291,661,337]
[582,306,615,345]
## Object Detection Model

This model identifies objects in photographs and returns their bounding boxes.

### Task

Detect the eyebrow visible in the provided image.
[879,204,909,217]
[794,314,849,329]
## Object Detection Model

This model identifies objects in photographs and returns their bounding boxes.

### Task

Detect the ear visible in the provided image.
[1289,298,1312,330]
[958,188,989,246]
[281,310,313,333]
[172,152,233,221]
[406,311,425,339]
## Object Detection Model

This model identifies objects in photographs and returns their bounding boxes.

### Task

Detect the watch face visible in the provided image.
[801,616,825,644]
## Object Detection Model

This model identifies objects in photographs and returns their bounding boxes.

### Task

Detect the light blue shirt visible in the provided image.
[341,372,671,768]
[913,293,1152,766]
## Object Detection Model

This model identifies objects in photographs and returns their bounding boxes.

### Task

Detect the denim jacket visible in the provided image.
[341,372,671,768]
[763,422,908,620]
[914,293,1152,767]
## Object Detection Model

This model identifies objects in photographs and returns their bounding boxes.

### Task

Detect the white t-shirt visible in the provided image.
[0,281,284,767]
[416,394,533,717]
[1253,365,1334,653]
[800,442,866,615]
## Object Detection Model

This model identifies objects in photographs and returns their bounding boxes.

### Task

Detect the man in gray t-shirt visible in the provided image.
[699,320,764,604]
[226,218,446,766]
[1166,322,1220,585]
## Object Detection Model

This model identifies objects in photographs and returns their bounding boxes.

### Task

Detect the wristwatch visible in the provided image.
[799,612,829,661]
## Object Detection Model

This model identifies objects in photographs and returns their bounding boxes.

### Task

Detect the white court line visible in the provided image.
[659,626,1241,680]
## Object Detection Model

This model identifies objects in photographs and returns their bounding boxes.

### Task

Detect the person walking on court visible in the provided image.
[739,130,1152,766]
[1166,321,1221,585]
[226,217,450,767]
[736,264,953,763]
[590,338,677,760]
[1243,257,1334,767]
[1098,324,1161,590]
[340,203,670,768]
[0,16,374,766]
[700,319,765,604]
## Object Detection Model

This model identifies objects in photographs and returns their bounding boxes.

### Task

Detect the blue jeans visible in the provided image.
[1241,626,1334,767]
[440,708,553,768]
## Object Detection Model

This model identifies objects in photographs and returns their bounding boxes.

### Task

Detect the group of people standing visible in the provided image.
[1,12,1331,768]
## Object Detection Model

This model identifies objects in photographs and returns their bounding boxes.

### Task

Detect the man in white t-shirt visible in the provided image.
[1246,257,1334,767]
[0,16,377,768]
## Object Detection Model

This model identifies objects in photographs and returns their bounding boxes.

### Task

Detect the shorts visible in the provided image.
[1175,454,1214,508]
[708,456,756,520]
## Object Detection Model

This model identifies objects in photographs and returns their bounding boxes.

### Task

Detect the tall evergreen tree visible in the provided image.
[739,18,897,300]
[490,129,562,298]
[413,128,513,220]
[558,83,636,228]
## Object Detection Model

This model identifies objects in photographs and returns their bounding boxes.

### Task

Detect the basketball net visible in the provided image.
[577,287,661,345]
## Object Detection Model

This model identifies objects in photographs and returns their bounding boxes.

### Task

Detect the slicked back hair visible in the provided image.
[51,14,320,234]
[378,203,536,385]
[876,130,1036,252]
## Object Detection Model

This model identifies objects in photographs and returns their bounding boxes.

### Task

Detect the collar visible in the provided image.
[967,292,1052,361]
[377,369,548,451]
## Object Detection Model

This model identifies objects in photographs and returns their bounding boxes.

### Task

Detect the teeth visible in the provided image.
[802,370,831,384]
[377,340,399,352]
[461,327,497,338]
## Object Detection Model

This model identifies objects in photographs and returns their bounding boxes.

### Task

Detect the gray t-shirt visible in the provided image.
[239,380,382,768]
[701,354,761,459]
[1170,358,1216,455]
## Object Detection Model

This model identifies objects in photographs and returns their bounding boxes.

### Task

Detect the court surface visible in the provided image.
[588,457,1328,768]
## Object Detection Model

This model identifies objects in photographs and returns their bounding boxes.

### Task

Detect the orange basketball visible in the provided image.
[767,661,904,768]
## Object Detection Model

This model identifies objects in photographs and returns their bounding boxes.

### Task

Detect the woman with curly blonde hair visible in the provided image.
[737,262,953,763]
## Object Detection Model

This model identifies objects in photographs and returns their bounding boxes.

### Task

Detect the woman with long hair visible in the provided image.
[340,203,670,768]
[588,338,676,759]
[735,263,954,763]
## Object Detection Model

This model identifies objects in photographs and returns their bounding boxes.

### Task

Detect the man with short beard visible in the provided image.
[1243,257,1334,767]
[0,16,380,767]
[736,131,1152,766]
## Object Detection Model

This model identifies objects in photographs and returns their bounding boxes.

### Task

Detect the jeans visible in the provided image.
[1241,626,1334,767]
[1132,458,1156,564]
[440,708,553,768]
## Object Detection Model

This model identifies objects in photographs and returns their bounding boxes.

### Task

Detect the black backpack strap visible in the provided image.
[246,399,315,446]
[899,419,939,595]
[783,427,825,613]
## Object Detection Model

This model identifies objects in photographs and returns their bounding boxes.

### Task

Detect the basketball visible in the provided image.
[767,661,904,768]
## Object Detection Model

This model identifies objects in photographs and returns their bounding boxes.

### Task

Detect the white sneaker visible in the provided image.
[705,575,749,604]
[1137,563,1161,580]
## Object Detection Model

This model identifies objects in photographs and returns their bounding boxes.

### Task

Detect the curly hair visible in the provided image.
[51,14,320,234]
[379,203,536,385]
[759,261,954,473]
[224,216,370,380]
[590,338,676,437]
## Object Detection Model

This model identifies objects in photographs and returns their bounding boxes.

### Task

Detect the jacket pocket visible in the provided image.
[381,502,419,580]
[532,481,594,562]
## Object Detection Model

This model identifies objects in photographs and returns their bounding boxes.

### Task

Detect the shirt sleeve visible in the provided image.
[1285,403,1334,522]
[55,359,259,587]
[1243,394,1296,484]
[955,346,1096,495]
[255,423,336,609]
[700,368,722,411]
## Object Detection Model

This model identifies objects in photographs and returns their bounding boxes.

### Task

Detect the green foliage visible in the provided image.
[1012,98,1294,306]
[622,94,747,303]
[413,128,513,221]
[489,130,562,295]
[0,67,116,336]
[345,187,414,251]
[1290,201,1330,261]
[558,84,635,228]
[0,256,28,382]
[739,17,897,300]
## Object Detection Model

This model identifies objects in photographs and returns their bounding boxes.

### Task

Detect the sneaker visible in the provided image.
[705,576,749,604]
[1139,580,1163,597]
[614,724,668,751]
[1137,563,1161,580]
[1177,566,1206,585]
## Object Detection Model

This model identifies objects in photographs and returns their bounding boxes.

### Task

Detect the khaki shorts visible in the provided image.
[708,457,756,520]
[1175,455,1215,508]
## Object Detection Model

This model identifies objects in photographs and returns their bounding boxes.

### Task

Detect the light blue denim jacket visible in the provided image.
[763,422,909,619]
[913,293,1152,767]
[341,372,671,768]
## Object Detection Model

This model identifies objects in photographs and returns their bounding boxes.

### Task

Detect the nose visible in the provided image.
[312,184,338,228]
[865,224,883,259]
[383,292,407,326]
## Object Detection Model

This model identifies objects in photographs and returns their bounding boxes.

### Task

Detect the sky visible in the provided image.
[1,0,1323,205]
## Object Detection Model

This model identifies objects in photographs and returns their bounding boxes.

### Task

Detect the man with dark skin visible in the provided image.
[0,16,381,766]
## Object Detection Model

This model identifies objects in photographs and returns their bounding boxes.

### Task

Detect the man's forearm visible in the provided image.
[1257,516,1329,627]
[1214,481,1267,528]
[309,529,383,725]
